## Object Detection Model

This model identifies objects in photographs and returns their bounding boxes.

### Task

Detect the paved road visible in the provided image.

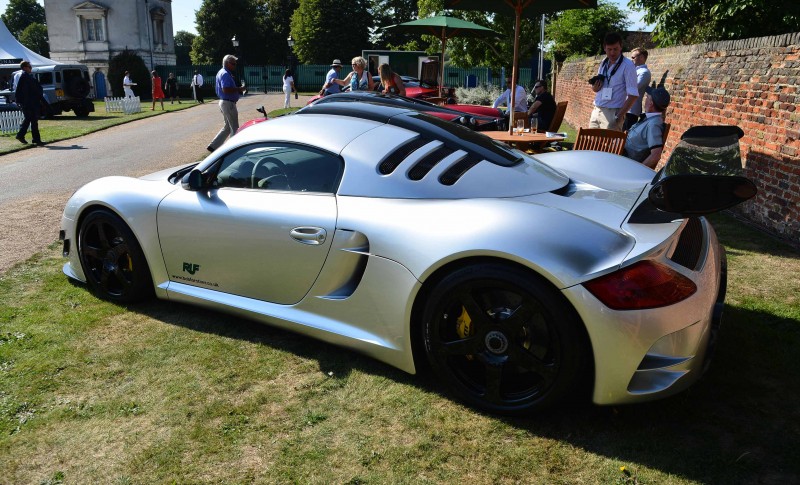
[0,93,308,274]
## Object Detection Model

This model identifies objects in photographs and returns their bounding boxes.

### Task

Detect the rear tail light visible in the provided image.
[583,261,697,310]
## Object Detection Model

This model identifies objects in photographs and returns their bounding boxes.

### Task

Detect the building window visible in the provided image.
[85,18,104,41]
[153,18,164,45]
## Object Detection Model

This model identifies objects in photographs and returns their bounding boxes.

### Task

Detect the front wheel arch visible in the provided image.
[76,207,154,303]
[411,257,594,414]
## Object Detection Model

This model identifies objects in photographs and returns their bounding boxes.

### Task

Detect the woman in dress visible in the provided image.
[331,56,375,92]
[164,72,180,104]
[282,69,297,109]
[151,70,165,110]
[378,63,406,97]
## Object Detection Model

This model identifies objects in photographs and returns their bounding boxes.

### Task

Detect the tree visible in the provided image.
[191,0,268,65]
[370,0,418,49]
[174,30,196,65]
[418,0,540,70]
[629,0,800,46]
[108,50,151,98]
[1,0,45,37]
[290,0,372,65]
[18,22,48,57]
[174,30,196,47]
[546,1,631,62]
[261,0,299,65]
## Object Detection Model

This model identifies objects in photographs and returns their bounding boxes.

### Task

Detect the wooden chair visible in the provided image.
[573,128,627,155]
[524,101,568,154]
[546,101,568,133]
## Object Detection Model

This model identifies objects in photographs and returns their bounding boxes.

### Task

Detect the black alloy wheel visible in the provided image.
[422,263,589,415]
[78,209,153,303]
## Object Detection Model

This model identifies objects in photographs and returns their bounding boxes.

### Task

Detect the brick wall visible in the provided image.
[555,33,800,244]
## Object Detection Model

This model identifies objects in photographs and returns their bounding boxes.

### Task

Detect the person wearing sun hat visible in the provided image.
[320,59,343,96]
[625,85,671,169]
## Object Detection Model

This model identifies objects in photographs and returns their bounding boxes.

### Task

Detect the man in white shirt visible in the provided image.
[624,47,652,131]
[122,71,136,98]
[493,75,527,113]
[589,32,639,131]
[191,71,204,103]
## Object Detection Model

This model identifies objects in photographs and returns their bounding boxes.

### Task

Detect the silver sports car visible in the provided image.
[59,103,755,414]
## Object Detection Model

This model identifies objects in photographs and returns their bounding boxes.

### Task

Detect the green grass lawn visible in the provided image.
[0,213,798,483]
[0,100,198,156]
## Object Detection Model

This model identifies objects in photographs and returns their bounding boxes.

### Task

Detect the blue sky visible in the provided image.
[2,1,650,35]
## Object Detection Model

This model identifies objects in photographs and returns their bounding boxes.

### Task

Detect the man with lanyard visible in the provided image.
[207,54,245,152]
[319,59,342,96]
[589,32,638,131]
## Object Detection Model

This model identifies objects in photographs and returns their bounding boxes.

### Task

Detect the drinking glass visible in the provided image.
[516,118,525,136]
[531,115,538,133]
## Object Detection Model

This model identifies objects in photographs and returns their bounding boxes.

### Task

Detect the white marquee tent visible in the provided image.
[0,19,58,68]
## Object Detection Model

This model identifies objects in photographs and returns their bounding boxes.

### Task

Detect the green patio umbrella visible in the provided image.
[383,16,498,94]
[445,0,597,133]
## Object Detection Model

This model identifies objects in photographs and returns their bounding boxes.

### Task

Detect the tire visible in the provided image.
[73,107,89,117]
[422,263,589,415]
[77,209,153,303]
[66,76,91,98]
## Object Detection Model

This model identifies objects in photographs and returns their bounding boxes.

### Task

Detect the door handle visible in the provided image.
[290,227,327,245]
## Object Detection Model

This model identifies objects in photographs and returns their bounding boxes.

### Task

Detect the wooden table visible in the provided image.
[482,131,565,144]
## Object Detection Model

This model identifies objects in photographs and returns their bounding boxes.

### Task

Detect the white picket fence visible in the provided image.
[104,96,142,114]
[0,109,24,134]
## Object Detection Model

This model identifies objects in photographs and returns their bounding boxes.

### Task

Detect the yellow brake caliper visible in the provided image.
[456,306,475,360]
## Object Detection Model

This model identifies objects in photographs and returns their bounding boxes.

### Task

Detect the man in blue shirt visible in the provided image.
[319,59,342,96]
[208,54,246,152]
[624,47,652,131]
[625,86,670,169]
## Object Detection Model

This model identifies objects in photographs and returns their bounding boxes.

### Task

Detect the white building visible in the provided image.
[44,0,176,97]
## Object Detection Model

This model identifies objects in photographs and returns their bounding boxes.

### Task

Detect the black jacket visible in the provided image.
[15,71,43,109]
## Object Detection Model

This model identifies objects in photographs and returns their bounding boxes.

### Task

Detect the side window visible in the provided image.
[213,143,343,193]
[38,73,53,85]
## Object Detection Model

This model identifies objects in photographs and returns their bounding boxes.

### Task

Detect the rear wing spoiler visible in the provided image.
[630,125,757,222]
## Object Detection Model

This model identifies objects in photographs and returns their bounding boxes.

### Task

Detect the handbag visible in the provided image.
[295,92,298,100]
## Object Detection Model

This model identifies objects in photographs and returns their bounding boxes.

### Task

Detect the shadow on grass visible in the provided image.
[710,212,800,259]
[116,288,799,484]
[91,211,796,483]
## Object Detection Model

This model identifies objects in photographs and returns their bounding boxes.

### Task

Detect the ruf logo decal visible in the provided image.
[182,262,200,275]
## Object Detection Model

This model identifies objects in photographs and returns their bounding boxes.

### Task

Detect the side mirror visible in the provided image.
[647,125,757,216]
[181,169,204,191]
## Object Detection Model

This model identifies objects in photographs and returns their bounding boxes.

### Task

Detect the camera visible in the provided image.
[588,75,603,85]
